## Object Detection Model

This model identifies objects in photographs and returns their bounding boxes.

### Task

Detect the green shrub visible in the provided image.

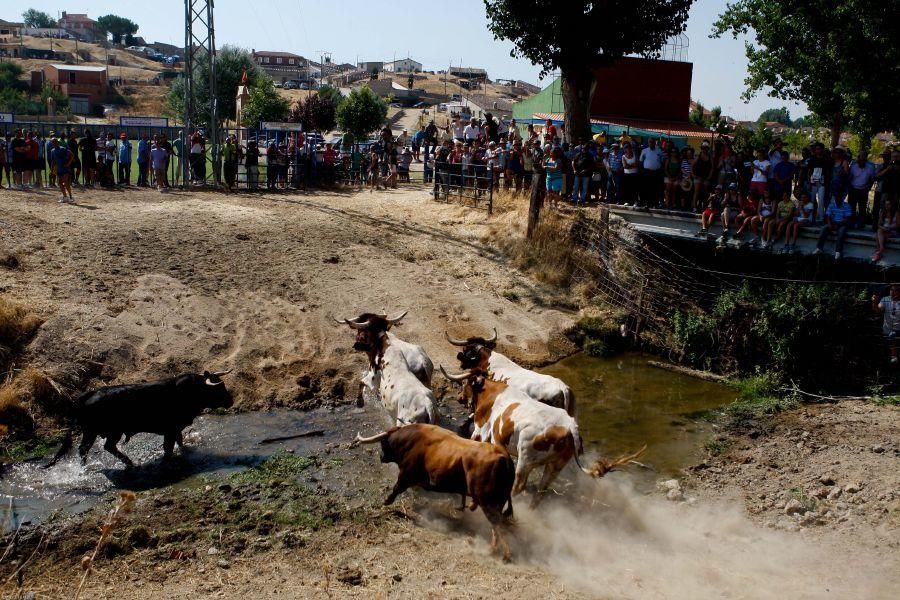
[723,372,798,423]
[578,312,627,357]
[672,310,717,367]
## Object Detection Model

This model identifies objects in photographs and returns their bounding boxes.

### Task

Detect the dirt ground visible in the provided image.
[0,185,574,415]
[1,185,898,599]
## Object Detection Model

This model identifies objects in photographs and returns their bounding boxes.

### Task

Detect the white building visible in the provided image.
[383,58,422,73]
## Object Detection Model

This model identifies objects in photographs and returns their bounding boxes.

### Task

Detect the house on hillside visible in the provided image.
[383,58,422,73]
[0,19,24,37]
[58,12,102,42]
[35,64,108,114]
[252,49,309,83]
[357,61,383,74]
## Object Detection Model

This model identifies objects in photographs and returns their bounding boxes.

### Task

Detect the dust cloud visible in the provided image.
[422,474,894,599]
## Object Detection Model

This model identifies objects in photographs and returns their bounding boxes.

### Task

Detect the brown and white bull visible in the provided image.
[336,312,438,425]
[351,424,515,560]
[441,366,644,505]
[446,329,575,416]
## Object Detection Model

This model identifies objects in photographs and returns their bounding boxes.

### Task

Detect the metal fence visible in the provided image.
[432,161,494,214]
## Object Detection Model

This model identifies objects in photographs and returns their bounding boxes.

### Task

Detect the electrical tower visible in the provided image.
[184,0,220,185]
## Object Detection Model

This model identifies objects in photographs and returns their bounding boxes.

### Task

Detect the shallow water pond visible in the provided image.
[541,353,733,482]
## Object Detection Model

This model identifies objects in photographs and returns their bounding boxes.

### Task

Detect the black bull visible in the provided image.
[45,371,233,468]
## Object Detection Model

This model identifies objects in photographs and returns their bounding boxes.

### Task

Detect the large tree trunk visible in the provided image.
[561,67,597,145]
[830,112,842,149]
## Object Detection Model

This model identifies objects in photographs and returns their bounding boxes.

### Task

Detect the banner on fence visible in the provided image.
[0,113,13,124]
[119,116,169,127]
[260,122,303,131]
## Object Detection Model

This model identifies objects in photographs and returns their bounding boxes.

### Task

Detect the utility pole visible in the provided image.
[184,0,219,186]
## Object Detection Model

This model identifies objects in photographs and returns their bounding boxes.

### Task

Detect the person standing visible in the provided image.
[0,134,8,189]
[620,143,640,206]
[79,129,97,187]
[572,141,594,206]
[10,130,27,189]
[770,152,796,203]
[136,133,150,187]
[749,148,770,198]
[871,284,900,364]
[814,193,853,260]
[848,150,876,228]
[639,137,664,207]
[118,133,132,186]
[45,132,57,189]
[806,143,831,221]
[49,137,74,203]
[245,140,260,190]
[150,141,168,192]
[605,143,623,204]
[222,135,238,191]
[412,125,425,162]
[829,147,851,213]
[172,131,183,185]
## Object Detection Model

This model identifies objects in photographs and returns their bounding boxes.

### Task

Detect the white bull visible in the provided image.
[337,312,438,426]
[446,329,575,416]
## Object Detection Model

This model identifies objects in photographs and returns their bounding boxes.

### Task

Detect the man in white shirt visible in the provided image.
[463,118,480,142]
[872,284,900,363]
[639,137,664,207]
[451,118,465,142]
[750,148,770,196]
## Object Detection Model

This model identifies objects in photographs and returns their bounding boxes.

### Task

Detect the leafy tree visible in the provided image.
[758,106,791,126]
[731,123,772,154]
[0,62,28,93]
[168,45,264,128]
[783,131,810,157]
[97,15,139,45]
[689,102,708,127]
[335,86,387,141]
[712,0,900,149]
[316,84,343,107]
[484,0,693,142]
[241,78,290,126]
[289,94,337,133]
[22,8,55,28]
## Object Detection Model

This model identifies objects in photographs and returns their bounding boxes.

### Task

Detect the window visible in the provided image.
[288,58,294,65]
[68,72,76,84]
[276,57,282,64]
[263,57,270,64]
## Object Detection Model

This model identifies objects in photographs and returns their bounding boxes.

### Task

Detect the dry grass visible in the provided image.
[0,368,64,437]
[0,297,42,350]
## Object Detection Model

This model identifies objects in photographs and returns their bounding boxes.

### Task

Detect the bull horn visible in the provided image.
[440,365,472,383]
[205,378,225,386]
[351,431,390,446]
[386,310,408,325]
[485,328,498,344]
[211,369,233,377]
[445,331,468,346]
[342,318,372,330]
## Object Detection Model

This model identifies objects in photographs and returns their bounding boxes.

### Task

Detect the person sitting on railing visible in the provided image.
[699,185,723,237]
[718,183,741,245]
[397,147,412,183]
[748,189,776,248]
[872,197,897,263]
[734,189,760,240]
[871,283,900,364]
[814,192,853,260]
[772,190,797,250]
[781,191,815,254]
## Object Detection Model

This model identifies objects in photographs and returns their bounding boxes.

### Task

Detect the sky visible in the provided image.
[15,0,807,121]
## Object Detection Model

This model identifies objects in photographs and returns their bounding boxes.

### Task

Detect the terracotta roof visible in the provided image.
[253,50,303,59]
[533,113,712,138]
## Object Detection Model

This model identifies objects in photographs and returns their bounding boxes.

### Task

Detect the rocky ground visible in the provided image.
[1,184,898,598]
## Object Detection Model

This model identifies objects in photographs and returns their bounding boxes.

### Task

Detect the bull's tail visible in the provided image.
[43,428,74,469]
[562,387,576,417]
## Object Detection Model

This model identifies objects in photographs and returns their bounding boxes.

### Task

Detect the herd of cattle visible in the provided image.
[45,311,644,561]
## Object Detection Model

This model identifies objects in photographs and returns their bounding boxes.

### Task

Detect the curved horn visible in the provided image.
[347,319,372,330]
[211,369,233,377]
[485,328,498,344]
[445,331,468,346]
[386,310,408,325]
[205,378,224,387]
[440,365,472,383]
[353,431,390,445]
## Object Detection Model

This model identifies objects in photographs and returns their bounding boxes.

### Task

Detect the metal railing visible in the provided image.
[432,161,494,214]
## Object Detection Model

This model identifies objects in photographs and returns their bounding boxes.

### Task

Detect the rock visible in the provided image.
[813,488,829,499]
[207,547,220,556]
[844,483,861,494]
[871,444,885,454]
[217,559,231,569]
[335,560,363,586]
[217,483,232,494]
[827,488,843,500]
[666,489,684,502]
[392,573,403,582]
[819,475,835,486]
[126,526,153,549]
[784,499,806,516]
[660,479,681,491]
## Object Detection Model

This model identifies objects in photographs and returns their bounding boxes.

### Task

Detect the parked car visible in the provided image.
[283,80,301,90]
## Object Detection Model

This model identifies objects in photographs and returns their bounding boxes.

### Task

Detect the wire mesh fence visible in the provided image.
[432,162,495,213]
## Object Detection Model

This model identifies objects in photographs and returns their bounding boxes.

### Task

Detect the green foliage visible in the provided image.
[289,94,337,133]
[672,310,717,366]
[703,437,730,456]
[22,8,55,28]
[230,452,317,484]
[673,283,875,392]
[847,133,885,161]
[731,123,773,154]
[96,14,139,45]
[723,371,798,422]
[0,62,28,93]
[316,85,343,107]
[40,84,68,108]
[241,77,290,126]
[168,45,264,128]
[335,86,387,141]
[783,131,810,157]
[578,313,627,358]
[0,65,62,115]
[689,102,708,128]
[758,106,792,126]
[712,1,900,140]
